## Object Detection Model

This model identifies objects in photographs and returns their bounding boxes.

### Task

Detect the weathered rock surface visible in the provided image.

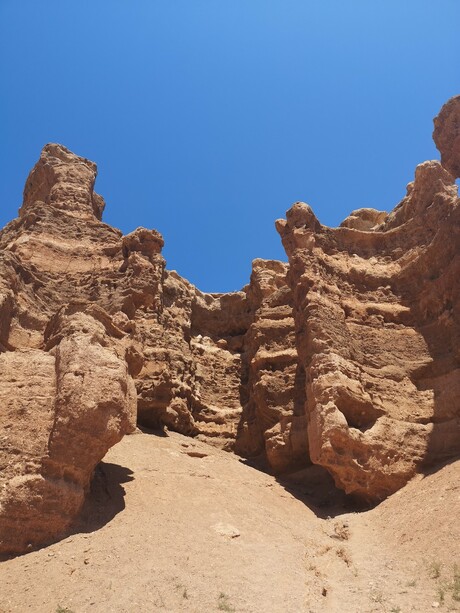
[0,309,136,555]
[235,259,308,472]
[0,145,139,554]
[433,94,460,178]
[0,144,301,553]
[0,97,459,554]
[276,151,460,501]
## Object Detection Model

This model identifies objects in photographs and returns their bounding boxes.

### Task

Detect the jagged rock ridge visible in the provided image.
[0,96,459,554]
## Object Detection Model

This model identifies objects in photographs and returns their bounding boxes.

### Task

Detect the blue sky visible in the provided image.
[1,1,459,292]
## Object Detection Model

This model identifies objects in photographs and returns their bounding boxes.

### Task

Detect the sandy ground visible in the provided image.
[0,430,459,613]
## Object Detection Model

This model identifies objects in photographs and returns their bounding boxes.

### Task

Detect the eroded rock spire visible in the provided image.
[20,143,105,220]
[433,94,460,179]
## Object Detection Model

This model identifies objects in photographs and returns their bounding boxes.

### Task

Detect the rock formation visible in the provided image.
[0,147,138,555]
[235,260,308,472]
[277,101,460,500]
[433,94,460,178]
[0,143,304,554]
[0,97,459,554]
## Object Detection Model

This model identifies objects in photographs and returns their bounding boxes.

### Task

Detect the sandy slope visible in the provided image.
[0,431,459,613]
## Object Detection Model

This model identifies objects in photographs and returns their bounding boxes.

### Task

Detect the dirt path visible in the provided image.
[1,431,459,612]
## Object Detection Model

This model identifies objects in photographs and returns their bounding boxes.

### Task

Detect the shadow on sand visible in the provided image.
[71,462,134,535]
[238,455,372,519]
[72,426,172,535]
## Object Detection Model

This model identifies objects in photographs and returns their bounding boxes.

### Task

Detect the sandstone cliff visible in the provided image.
[0,143,303,554]
[272,97,460,500]
[0,97,459,554]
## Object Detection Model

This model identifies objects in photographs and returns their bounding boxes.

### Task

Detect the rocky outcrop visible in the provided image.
[433,94,460,178]
[276,98,460,500]
[0,145,142,554]
[0,309,136,555]
[134,271,250,446]
[0,144,300,553]
[0,97,459,554]
[235,260,308,472]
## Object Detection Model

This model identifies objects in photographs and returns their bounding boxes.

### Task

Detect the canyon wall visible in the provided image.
[0,97,459,554]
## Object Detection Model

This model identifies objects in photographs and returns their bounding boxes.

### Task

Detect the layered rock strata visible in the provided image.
[276,127,460,501]
[0,310,136,554]
[235,260,308,472]
[0,144,304,553]
[0,147,141,555]
[0,97,459,554]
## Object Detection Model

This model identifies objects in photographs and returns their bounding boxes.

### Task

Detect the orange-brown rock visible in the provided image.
[20,143,105,220]
[276,155,460,501]
[0,145,144,554]
[0,309,136,555]
[235,259,308,472]
[1,97,459,555]
[433,94,460,178]
[0,144,302,553]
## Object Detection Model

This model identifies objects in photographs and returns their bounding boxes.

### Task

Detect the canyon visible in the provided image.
[0,96,459,612]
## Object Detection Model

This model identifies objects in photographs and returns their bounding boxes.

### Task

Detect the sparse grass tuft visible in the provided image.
[218,592,235,612]
[437,585,445,604]
[429,560,442,579]
[429,561,460,606]
[174,582,189,600]
[452,564,460,602]
[56,606,75,613]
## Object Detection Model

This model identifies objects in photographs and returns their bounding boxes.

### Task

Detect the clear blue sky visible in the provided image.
[1,1,459,292]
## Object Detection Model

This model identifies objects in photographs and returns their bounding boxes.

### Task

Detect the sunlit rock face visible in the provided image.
[234,259,308,473]
[0,97,459,555]
[433,94,460,179]
[0,143,302,554]
[0,144,140,555]
[276,98,460,501]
